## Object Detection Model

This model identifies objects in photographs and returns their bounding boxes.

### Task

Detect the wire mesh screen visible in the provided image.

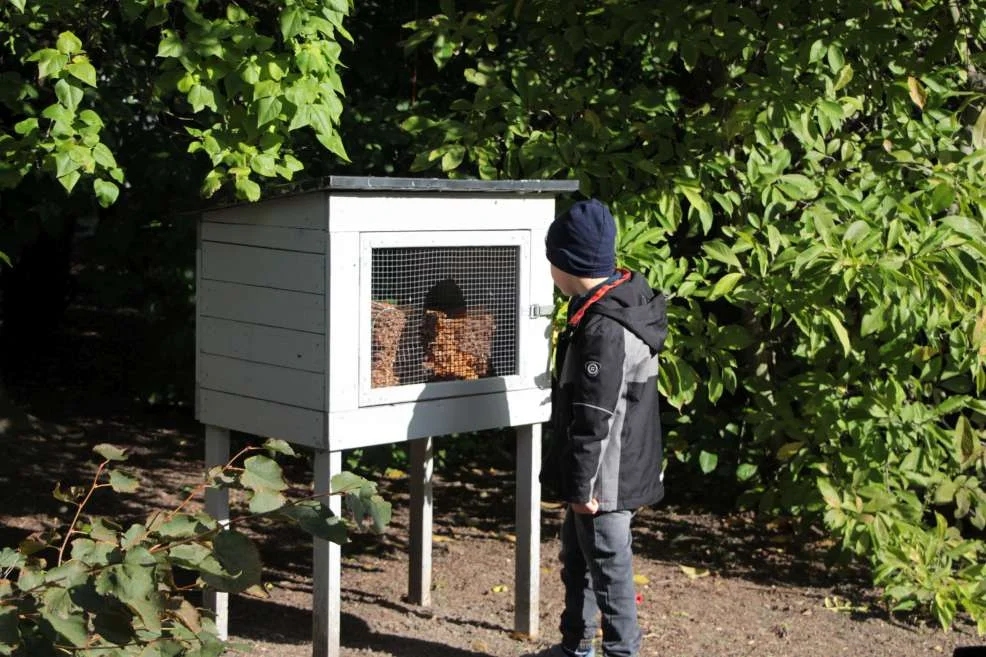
[370,246,520,388]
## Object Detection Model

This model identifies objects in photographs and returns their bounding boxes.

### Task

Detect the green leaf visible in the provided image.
[716,325,753,350]
[441,145,466,171]
[250,154,277,177]
[188,85,217,113]
[708,272,743,300]
[954,415,981,468]
[0,605,18,651]
[9,0,26,11]
[92,143,117,169]
[973,108,986,151]
[736,463,758,482]
[249,489,287,514]
[822,309,851,356]
[31,49,69,80]
[256,97,282,127]
[234,176,261,202]
[66,60,97,87]
[94,179,120,208]
[157,31,184,58]
[55,79,83,112]
[331,471,370,494]
[280,7,305,41]
[94,444,127,462]
[56,32,83,56]
[698,450,718,474]
[14,117,39,136]
[41,587,88,647]
[680,186,713,233]
[316,131,350,162]
[280,502,348,544]
[833,64,853,91]
[817,478,841,508]
[702,240,742,270]
[942,215,985,241]
[108,468,138,492]
[240,455,287,492]
[202,530,262,594]
[263,438,296,456]
[58,169,81,193]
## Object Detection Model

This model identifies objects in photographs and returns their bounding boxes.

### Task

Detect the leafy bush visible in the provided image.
[0,440,390,655]
[402,0,986,630]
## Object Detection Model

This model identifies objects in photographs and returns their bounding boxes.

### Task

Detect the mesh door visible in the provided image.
[370,246,519,387]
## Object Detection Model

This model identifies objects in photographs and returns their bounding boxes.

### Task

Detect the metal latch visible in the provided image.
[529,304,555,319]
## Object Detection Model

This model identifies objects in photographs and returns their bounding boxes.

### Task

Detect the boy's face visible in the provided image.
[550,264,577,297]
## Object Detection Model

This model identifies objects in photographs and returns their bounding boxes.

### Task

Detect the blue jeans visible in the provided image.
[559,508,640,657]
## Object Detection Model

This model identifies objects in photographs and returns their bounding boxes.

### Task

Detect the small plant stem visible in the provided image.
[56,460,107,565]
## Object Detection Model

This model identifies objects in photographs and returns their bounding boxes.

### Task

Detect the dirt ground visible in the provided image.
[1,307,984,657]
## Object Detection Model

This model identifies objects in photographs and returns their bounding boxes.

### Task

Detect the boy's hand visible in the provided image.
[570,499,599,515]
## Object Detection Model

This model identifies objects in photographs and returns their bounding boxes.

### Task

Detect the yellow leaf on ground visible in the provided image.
[384,468,406,479]
[491,584,508,593]
[432,534,453,543]
[633,574,650,585]
[679,565,711,580]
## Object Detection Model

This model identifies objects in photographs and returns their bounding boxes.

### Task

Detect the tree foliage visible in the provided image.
[0,0,352,264]
[0,441,390,656]
[403,0,986,630]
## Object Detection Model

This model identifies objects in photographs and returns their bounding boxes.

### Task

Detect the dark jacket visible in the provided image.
[541,271,667,511]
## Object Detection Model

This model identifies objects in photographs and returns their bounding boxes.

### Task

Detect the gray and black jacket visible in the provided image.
[542,270,667,512]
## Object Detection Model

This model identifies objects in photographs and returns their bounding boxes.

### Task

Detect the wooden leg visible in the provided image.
[203,425,230,641]
[515,424,541,638]
[313,450,342,657]
[408,437,434,606]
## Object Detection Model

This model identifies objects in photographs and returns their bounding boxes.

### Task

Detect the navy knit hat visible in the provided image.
[545,199,617,278]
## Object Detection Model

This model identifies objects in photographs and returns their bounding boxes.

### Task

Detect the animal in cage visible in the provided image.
[370,301,407,388]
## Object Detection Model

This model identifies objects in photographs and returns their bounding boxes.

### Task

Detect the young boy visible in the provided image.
[536,199,667,657]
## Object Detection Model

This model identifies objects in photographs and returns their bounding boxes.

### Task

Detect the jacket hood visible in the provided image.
[587,273,667,354]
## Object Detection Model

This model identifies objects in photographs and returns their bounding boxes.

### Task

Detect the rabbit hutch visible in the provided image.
[195,176,578,657]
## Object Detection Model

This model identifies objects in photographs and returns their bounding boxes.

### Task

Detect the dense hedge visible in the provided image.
[402,0,986,630]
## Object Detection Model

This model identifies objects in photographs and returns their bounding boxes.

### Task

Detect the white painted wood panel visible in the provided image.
[199,280,324,333]
[326,230,359,413]
[201,222,326,253]
[313,450,342,657]
[327,387,551,450]
[514,424,541,638]
[197,389,326,449]
[203,192,326,229]
[408,437,433,607]
[527,226,555,388]
[203,426,230,640]
[199,317,324,372]
[328,194,556,233]
[199,354,325,410]
[201,242,324,293]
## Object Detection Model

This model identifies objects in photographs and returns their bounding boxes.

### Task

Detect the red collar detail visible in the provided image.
[568,269,631,327]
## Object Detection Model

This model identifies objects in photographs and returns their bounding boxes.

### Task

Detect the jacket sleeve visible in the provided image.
[563,316,625,504]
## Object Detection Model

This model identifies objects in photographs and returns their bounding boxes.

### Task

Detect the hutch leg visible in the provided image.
[313,450,343,657]
[408,437,434,606]
[203,425,230,641]
[515,423,542,638]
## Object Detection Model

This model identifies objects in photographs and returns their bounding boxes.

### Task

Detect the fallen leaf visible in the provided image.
[432,534,453,543]
[491,584,508,593]
[384,468,406,480]
[633,574,650,585]
[679,565,711,580]
[540,501,563,509]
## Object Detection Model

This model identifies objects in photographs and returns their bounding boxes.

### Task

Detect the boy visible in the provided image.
[535,199,667,657]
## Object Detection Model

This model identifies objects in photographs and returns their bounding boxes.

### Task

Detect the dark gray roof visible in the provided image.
[322,176,579,194]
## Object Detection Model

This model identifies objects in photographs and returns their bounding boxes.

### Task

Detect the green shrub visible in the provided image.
[0,440,390,655]
[402,0,986,630]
